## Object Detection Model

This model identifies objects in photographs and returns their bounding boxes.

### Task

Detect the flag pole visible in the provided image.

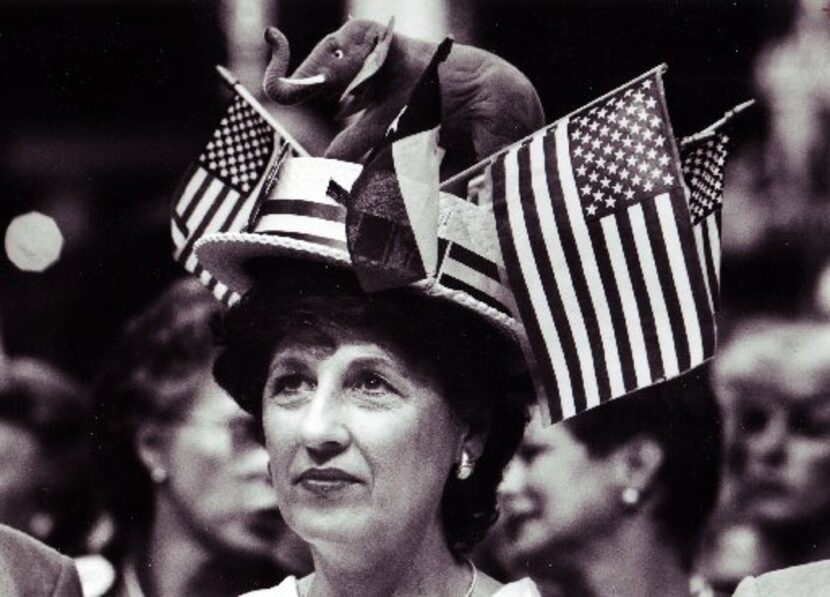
[215,65,310,157]
[680,99,755,147]
[440,64,669,191]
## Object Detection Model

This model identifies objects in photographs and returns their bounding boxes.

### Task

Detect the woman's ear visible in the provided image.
[135,423,170,483]
[459,418,490,464]
[612,435,664,496]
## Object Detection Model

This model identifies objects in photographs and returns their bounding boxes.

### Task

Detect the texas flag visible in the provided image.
[346,38,453,292]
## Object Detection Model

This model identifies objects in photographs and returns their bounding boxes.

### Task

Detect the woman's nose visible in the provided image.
[500,459,525,499]
[299,384,350,461]
[746,413,788,468]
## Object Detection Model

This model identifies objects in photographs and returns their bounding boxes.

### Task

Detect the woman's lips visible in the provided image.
[295,467,361,495]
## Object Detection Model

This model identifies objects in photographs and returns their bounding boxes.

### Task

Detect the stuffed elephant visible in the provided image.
[263,18,545,180]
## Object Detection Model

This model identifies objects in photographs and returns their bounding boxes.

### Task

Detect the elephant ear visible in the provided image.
[339,16,395,103]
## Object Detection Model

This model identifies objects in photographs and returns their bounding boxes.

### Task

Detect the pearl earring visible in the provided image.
[457,451,475,480]
[621,487,641,507]
[150,467,168,484]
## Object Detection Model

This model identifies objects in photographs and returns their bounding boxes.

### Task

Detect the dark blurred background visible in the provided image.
[1,0,827,379]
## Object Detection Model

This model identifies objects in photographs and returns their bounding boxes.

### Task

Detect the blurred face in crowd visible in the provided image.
[152,378,307,569]
[0,421,43,535]
[261,325,466,551]
[717,323,830,528]
[500,411,620,563]
[726,376,830,526]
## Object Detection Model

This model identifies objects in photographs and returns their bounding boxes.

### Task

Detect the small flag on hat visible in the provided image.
[680,100,753,314]
[487,66,716,424]
[345,37,452,292]
[171,66,305,306]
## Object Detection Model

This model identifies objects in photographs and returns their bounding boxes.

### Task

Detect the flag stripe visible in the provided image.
[446,242,501,282]
[439,274,512,316]
[643,196,691,372]
[259,199,346,223]
[693,224,715,314]
[707,214,721,286]
[176,181,233,264]
[264,230,349,252]
[493,149,571,420]
[599,217,653,387]
[665,187,715,358]
[178,169,213,223]
[701,218,720,309]
[520,140,589,413]
[628,202,679,378]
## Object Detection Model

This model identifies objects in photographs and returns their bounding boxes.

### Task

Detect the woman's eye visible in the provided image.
[333,49,344,59]
[272,374,314,396]
[353,372,390,394]
[740,407,768,434]
[791,411,830,438]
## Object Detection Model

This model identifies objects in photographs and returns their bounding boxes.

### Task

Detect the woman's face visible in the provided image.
[261,326,465,549]
[500,412,619,564]
[160,379,308,570]
[727,379,830,526]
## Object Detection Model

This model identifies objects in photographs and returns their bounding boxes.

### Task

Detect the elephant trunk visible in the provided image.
[263,26,325,104]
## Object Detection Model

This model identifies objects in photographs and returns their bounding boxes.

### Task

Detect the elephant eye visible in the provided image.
[333,49,344,59]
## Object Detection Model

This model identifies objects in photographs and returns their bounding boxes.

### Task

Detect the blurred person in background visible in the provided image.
[92,278,310,597]
[0,356,97,556]
[500,369,723,597]
[711,319,830,581]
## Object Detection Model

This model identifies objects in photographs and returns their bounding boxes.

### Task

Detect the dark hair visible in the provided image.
[214,259,532,555]
[0,358,94,554]
[92,277,221,541]
[564,366,722,570]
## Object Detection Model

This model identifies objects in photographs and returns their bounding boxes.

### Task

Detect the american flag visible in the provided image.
[487,69,715,423]
[171,89,301,305]
[681,127,733,313]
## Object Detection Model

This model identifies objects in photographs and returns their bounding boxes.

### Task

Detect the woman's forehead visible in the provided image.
[728,376,830,411]
[270,325,404,363]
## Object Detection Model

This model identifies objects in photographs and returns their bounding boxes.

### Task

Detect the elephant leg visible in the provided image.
[472,126,527,164]
[324,103,405,162]
[324,124,380,162]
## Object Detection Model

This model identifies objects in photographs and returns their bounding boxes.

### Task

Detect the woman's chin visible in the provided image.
[286,505,375,545]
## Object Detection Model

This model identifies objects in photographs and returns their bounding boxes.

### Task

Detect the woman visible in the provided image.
[194,156,540,596]
[499,368,723,597]
[710,319,830,581]
[92,278,310,596]
[0,357,95,556]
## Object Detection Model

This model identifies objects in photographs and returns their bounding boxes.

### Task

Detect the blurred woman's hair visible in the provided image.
[563,367,723,570]
[714,318,830,405]
[0,357,94,554]
[214,259,533,555]
[91,277,221,552]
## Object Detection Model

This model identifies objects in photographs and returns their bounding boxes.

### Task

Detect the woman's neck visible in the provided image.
[533,519,690,597]
[303,515,474,597]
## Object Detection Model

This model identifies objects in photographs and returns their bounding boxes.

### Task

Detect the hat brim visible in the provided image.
[195,231,524,341]
[195,232,351,299]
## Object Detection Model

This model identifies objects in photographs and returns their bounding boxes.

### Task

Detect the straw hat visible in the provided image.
[194,157,523,340]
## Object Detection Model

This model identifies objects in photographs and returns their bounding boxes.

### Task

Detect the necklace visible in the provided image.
[463,559,478,597]
[300,559,478,597]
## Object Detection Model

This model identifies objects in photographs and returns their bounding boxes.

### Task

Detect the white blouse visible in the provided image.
[241,576,542,597]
